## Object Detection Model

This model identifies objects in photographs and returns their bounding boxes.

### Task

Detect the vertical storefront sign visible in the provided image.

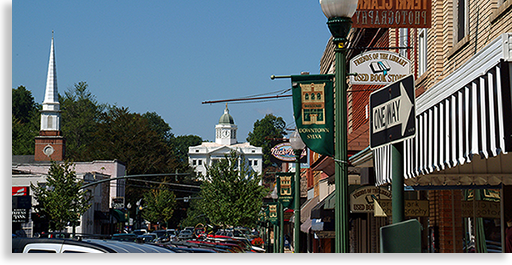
[277,173,294,208]
[268,202,279,225]
[291,74,335,157]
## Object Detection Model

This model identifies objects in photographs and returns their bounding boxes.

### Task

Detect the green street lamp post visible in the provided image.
[319,0,358,253]
[290,129,306,253]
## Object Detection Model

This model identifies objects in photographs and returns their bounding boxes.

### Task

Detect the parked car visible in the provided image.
[111,233,137,242]
[178,230,193,240]
[12,237,176,253]
[136,233,157,243]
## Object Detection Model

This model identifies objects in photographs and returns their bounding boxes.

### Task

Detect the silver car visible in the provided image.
[178,230,193,240]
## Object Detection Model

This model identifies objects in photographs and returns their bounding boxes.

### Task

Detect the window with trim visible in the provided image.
[454,0,468,43]
[418,28,427,76]
[399,28,409,58]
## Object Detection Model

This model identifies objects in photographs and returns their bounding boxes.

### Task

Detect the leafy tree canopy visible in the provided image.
[31,161,92,231]
[141,187,177,229]
[246,114,287,169]
[199,151,268,228]
[12,86,40,155]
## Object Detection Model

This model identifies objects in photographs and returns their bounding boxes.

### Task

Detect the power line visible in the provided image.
[127,178,201,189]
[202,93,291,104]
[80,173,190,189]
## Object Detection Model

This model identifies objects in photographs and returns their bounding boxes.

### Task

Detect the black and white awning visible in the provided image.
[375,33,512,187]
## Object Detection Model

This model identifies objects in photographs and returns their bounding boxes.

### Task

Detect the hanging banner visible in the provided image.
[292,74,335,157]
[268,202,279,225]
[277,172,294,208]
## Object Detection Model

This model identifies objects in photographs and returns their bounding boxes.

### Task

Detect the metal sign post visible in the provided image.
[370,75,416,225]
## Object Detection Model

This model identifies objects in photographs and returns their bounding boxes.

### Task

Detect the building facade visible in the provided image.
[304,1,512,253]
[188,104,263,179]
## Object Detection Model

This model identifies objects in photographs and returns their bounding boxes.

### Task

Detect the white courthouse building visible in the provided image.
[188,104,263,179]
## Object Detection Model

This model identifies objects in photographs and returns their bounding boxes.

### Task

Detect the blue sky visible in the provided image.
[12,0,332,142]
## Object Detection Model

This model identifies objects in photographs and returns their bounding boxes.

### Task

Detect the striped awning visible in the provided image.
[375,33,512,186]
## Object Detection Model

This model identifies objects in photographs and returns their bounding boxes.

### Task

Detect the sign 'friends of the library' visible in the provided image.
[352,0,432,28]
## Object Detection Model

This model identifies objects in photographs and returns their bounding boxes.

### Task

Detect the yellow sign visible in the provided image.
[374,200,429,217]
[461,201,500,219]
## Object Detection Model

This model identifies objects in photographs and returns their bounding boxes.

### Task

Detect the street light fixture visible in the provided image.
[320,0,358,18]
[290,129,305,253]
[290,129,306,150]
[319,0,358,253]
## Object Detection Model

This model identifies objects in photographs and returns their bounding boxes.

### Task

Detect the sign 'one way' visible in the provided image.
[370,75,416,149]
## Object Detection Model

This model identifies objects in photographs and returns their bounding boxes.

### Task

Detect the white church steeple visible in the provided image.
[40,31,61,131]
[35,31,65,161]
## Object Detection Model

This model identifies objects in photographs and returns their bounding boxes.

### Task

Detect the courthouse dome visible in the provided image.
[218,103,235,125]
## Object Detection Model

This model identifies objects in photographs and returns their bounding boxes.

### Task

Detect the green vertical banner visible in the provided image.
[277,173,294,208]
[268,202,279,225]
[291,74,335,157]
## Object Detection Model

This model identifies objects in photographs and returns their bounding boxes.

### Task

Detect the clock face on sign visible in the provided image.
[221,130,230,138]
[43,145,54,156]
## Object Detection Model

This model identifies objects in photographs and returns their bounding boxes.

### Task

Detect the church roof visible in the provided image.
[218,103,234,125]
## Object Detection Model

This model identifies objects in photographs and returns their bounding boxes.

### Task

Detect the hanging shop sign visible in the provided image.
[374,199,429,217]
[270,140,307,164]
[350,186,392,213]
[277,173,294,208]
[291,74,335,157]
[461,201,500,219]
[352,0,432,28]
[268,202,279,225]
[350,50,411,86]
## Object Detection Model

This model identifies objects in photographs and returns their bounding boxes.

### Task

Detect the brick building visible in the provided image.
[306,0,512,253]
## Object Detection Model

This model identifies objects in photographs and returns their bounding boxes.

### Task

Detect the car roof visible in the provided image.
[12,238,176,253]
[83,239,174,253]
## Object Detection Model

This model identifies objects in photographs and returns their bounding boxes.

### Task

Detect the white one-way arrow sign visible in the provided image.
[372,82,413,136]
[370,75,416,149]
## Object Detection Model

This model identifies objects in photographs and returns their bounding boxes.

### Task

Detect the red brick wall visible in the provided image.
[34,135,65,161]
[347,32,389,152]
[429,190,463,253]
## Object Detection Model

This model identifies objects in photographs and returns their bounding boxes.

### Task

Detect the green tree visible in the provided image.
[179,198,208,228]
[12,85,39,123]
[143,111,174,145]
[31,161,92,232]
[171,135,203,165]
[60,82,105,161]
[141,186,177,229]
[246,114,287,169]
[88,106,178,175]
[88,106,182,214]
[199,151,268,228]
[12,86,40,155]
